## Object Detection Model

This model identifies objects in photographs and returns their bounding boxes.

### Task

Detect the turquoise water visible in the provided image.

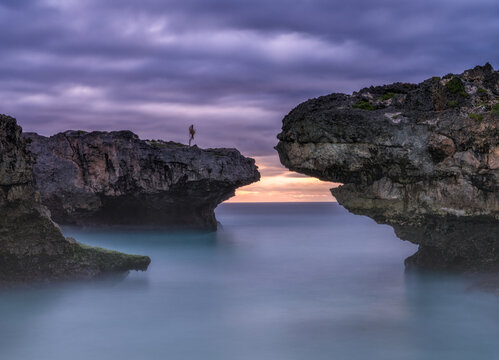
[1,202,499,359]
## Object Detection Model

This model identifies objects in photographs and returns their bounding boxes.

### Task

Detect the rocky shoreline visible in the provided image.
[25,130,260,230]
[1,113,259,284]
[0,115,150,285]
[277,64,499,270]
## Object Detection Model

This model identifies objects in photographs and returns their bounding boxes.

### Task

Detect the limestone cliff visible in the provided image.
[0,115,150,284]
[276,64,499,270]
[25,130,260,229]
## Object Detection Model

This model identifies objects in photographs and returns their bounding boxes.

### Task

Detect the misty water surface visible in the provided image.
[1,203,498,360]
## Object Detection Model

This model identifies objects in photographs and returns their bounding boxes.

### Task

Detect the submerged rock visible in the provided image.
[0,115,150,284]
[25,130,260,229]
[276,64,499,270]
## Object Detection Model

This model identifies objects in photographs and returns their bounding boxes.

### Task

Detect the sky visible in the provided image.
[1,0,498,202]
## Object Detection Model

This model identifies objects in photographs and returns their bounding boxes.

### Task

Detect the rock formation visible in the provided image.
[0,115,150,284]
[25,130,260,229]
[276,64,499,270]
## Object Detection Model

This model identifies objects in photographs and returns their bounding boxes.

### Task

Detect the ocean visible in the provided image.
[1,202,498,360]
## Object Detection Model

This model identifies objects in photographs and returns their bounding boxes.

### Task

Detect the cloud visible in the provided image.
[0,0,498,200]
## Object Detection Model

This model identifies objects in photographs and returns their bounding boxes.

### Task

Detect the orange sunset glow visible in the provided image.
[227,155,340,202]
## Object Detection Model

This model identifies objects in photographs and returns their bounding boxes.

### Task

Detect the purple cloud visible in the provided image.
[0,0,498,160]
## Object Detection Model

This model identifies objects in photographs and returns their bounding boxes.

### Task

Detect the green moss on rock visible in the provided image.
[353,99,376,111]
[71,242,151,272]
[469,113,483,121]
[445,77,468,97]
[381,92,395,101]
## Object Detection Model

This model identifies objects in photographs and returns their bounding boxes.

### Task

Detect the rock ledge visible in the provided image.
[277,64,499,270]
[25,130,260,229]
[0,115,150,284]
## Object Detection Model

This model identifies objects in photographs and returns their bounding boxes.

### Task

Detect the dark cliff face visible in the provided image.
[276,64,499,270]
[0,115,150,285]
[25,130,260,229]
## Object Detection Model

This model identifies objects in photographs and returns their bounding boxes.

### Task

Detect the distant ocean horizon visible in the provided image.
[224,200,337,203]
[1,202,498,360]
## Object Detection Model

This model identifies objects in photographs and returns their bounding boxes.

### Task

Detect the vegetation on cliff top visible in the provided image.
[353,99,376,111]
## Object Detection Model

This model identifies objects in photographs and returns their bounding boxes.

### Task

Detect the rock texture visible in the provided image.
[0,115,150,285]
[277,64,499,270]
[25,130,260,229]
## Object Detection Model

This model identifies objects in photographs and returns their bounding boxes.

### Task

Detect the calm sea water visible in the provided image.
[1,202,499,360]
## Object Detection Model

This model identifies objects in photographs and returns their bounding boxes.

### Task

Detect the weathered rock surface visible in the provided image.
[25,130,260,229]
[276,64,499,270]
[0,115,150,285]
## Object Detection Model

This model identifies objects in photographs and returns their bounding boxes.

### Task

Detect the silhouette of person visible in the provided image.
[189,124,195,146]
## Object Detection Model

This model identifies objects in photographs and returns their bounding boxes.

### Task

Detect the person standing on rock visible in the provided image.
[189,124,195,146]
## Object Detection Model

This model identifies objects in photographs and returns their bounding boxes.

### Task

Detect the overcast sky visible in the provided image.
[1,0,498,201]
